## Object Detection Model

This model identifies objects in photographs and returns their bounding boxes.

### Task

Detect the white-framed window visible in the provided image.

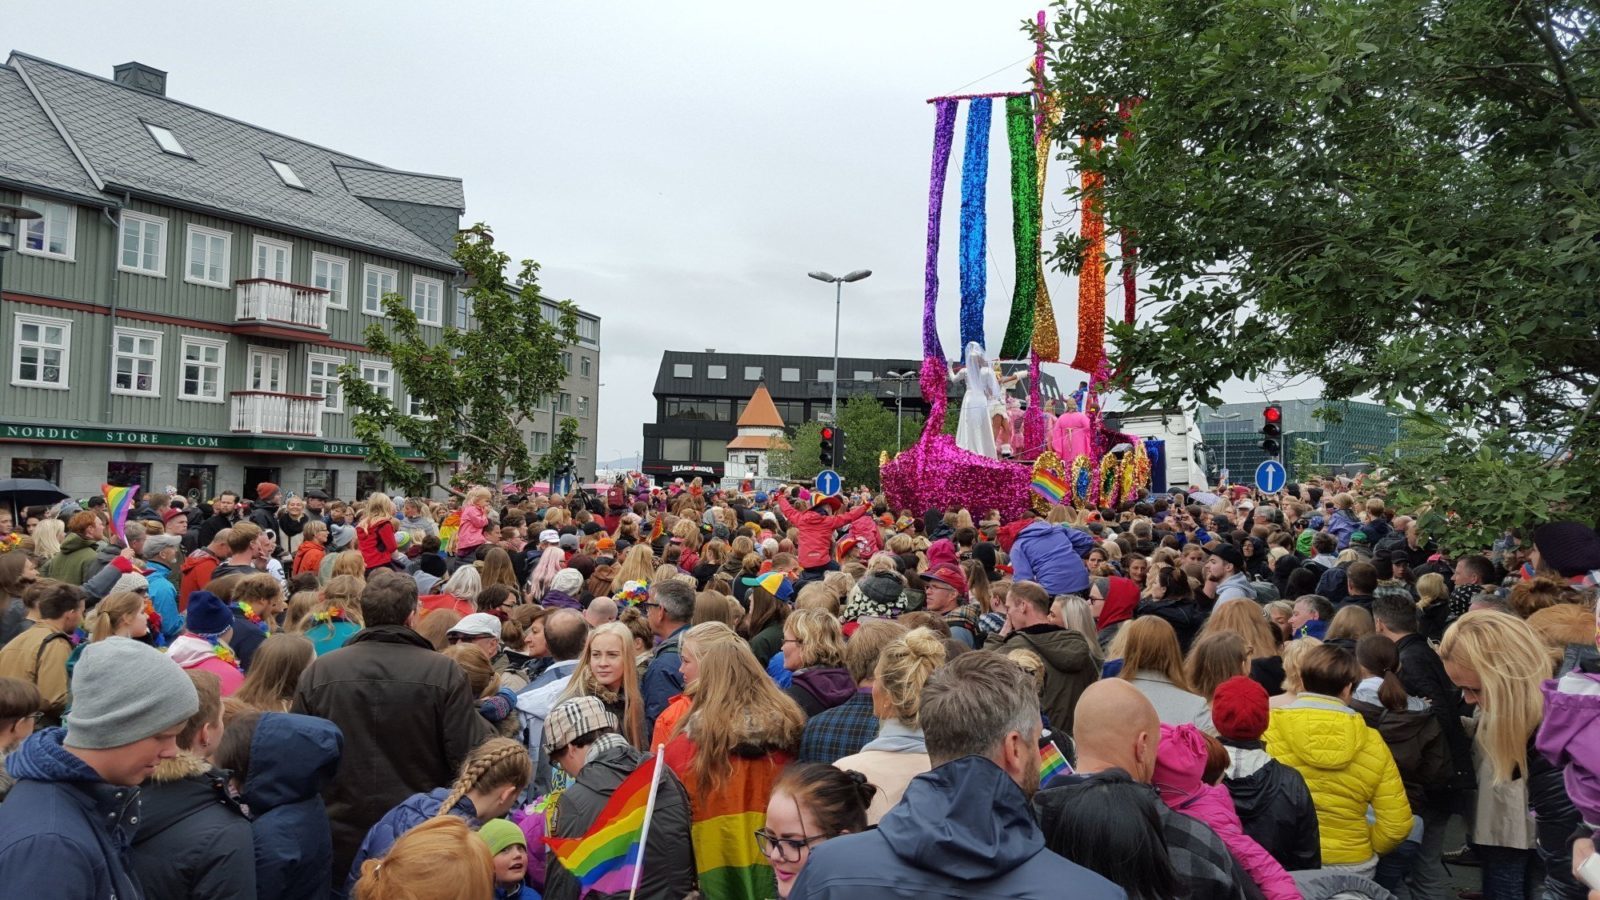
[19,197,75,260]
[184,225,230,287]
[118,211,167,276]
[363,265,397,315]
[707,364,727,380]
[744,366,762,381]
[853,370,874,382]
[580,356,592,378]
[266,158,306,190]
[143,122,188,156]
[247,347,287,393]
[455,290,474,327]
[817,369,835,382]
[251,236,292,282]
[575,317,599,344]
[112,327,162,396]
[411,275,443,326]
[577,395,591,418]
[530,431,549,454]
[406,394,433,419]
[312,253,348,309]
[560,351,573,373]
[12,313,70,389]
[178,336,226,402]
[576,436,589,454]
[360,361,394,402]
[781,367,800,382]
[672,363,692,378]
[557,392,572,413]
[307,353,343,414]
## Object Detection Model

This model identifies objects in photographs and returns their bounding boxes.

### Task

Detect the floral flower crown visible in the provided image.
[613,580,649,607]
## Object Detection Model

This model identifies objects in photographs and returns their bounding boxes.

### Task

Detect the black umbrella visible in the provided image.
[0,478,70,521]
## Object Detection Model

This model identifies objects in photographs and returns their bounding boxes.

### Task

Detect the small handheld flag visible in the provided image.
[1039,741,1072,788]
[102,483,139,544]
[1030,469,1068,505]
[544,747,667,897]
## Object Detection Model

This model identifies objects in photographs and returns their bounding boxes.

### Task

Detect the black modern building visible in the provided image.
[642,351,942,481]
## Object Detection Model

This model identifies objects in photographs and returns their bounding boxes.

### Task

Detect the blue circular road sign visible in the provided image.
[1254,459,1286,493]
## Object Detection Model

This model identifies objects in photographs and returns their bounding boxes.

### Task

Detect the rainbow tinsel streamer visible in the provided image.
[101,483,138,544]
[958,98,991,352]
[1070,136,1108,373]
[1000,95,1040,360]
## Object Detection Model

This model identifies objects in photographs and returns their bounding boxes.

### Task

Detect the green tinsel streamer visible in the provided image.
[1000,95,1040,360]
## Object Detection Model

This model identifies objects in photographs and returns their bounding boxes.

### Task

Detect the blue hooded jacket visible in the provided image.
[0,728,146,899]
[245,712,344,900]
[1009,522,1096,597]
[345,786,481,892]
[788,755,1125,899]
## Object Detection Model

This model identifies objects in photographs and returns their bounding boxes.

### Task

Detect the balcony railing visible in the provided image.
[230,391,323,437]
[235,279,329,330]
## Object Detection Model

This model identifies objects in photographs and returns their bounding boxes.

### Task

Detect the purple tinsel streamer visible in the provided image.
[922,100,957,362]
[958,98,991,352]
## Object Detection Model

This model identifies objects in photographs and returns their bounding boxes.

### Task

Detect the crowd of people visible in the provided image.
[0,474,1595,900]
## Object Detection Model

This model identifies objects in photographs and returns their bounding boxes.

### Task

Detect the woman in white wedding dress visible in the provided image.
[950,341,1013,458]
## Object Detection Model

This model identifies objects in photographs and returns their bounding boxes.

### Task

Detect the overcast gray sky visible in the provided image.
[10,1,1280,463]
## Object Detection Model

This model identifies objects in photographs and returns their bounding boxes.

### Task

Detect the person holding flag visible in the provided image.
[543,696,694,900]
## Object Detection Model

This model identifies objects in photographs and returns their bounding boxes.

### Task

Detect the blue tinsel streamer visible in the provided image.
[958,98,991,352]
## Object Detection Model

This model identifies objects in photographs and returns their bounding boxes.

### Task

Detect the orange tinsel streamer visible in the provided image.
[1070,136,1107,373]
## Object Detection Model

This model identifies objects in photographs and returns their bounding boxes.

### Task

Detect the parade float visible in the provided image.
[880,12,1150,519]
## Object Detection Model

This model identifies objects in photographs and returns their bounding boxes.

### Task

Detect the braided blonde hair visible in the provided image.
[433,737,531,818]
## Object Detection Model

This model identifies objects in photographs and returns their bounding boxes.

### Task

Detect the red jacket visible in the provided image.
[776,495,870,569]
[357,519,397,570]
[179,550,222,611]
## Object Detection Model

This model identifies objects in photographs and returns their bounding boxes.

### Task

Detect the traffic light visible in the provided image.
[820,426,834,467]
[1261,404,1282,457]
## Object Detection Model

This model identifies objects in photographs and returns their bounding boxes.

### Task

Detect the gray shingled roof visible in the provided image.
[335,164,464,210]
[10,52,461,269]
[0,65,107,204]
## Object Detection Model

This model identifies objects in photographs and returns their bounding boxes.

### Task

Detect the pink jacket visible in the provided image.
[456,503,489,553]
[167,634,246,696]
[848,514,882,559]
[1155,724,1300,900]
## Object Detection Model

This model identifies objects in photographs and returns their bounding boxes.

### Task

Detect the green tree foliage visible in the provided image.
[776,421,825,482]
[339,224,580,495]
[1044,0,1600,537]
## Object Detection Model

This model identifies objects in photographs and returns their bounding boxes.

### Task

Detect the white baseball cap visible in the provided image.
[539,529,560,545]
[447,613,502,639]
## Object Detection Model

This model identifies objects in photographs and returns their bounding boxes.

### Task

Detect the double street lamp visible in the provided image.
[808,269,872,427]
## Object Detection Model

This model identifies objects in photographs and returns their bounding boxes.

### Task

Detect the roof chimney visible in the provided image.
[113,62,167,96]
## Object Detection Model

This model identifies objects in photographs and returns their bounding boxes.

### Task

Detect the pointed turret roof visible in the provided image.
[736,384,785,429]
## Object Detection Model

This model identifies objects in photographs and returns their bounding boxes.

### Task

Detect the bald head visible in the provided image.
[1070,679,1161,783]
[584,596,618,627]
[543,608,590,661]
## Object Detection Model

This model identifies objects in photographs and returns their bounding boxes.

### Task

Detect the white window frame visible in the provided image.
[406,393,434,420]
[817,369,835,383]
[183,225,231,288]
[360,360,394,402]
[18,196,75,261]
[580,356,592,378]
[560,351,573,373]
[781,367,800,382]
[455,290,474,327]
[111,327,162,397]
[251,236,292,282]
[11,313,71,390]
[576,436,589,454]
[530,431,549,454]
[411,275,443,326]
[707,364,727,380]
[266,158,306,190]
[118,211,167,277]
[246,346,288,393]
[557,392,572,414]
[143,122,188,156]
[178,336,227,403]
[307,353,344,414]
[312,252,349,309]
[744,366,762,381]
[577,395,591,418]
[672,363,692,378]
[363,264,397,316]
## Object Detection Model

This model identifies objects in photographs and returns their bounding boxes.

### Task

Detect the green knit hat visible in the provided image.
[478,819,526,856]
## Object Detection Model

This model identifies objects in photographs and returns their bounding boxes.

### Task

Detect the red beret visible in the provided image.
[1210,676,1269,741]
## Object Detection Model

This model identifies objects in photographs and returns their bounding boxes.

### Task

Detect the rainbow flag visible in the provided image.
[544,751,666,896]
[1030,469,1068,505]
[1039,741,1072,788]
[438,510,461,554]
[101,483,139,544]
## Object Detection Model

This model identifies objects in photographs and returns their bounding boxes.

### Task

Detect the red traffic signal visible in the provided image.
[820,427,834,440]
[1263,405,1282,425]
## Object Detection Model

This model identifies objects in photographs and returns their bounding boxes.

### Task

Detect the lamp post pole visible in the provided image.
[808,269,872,427]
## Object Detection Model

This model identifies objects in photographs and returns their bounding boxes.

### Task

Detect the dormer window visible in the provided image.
[144,122,188,157]
[267,158,307,190]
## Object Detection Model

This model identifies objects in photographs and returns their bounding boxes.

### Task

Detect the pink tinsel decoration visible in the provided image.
[882,434,1034,521]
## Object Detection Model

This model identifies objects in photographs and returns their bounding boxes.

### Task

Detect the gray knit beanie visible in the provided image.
[65,637,198,750]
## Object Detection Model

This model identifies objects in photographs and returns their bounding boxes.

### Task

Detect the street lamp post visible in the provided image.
[808,269,872,427]
[0,202,44,296]
[1385,411,1403,460]
[885,369,914,451]
[1211,411,1242,481]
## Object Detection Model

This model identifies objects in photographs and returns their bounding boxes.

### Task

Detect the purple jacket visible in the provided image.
[541,590,582,612]
[1536,670,1600,828]
[1154,724,1301,900]
[1010,522,1095,596]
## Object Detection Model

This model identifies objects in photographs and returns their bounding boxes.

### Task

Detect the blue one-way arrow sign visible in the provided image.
[814,469,842,497]
[1255,459,1286,494]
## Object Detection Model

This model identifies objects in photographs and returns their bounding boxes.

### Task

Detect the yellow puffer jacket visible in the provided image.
[1263,693,1413,865]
